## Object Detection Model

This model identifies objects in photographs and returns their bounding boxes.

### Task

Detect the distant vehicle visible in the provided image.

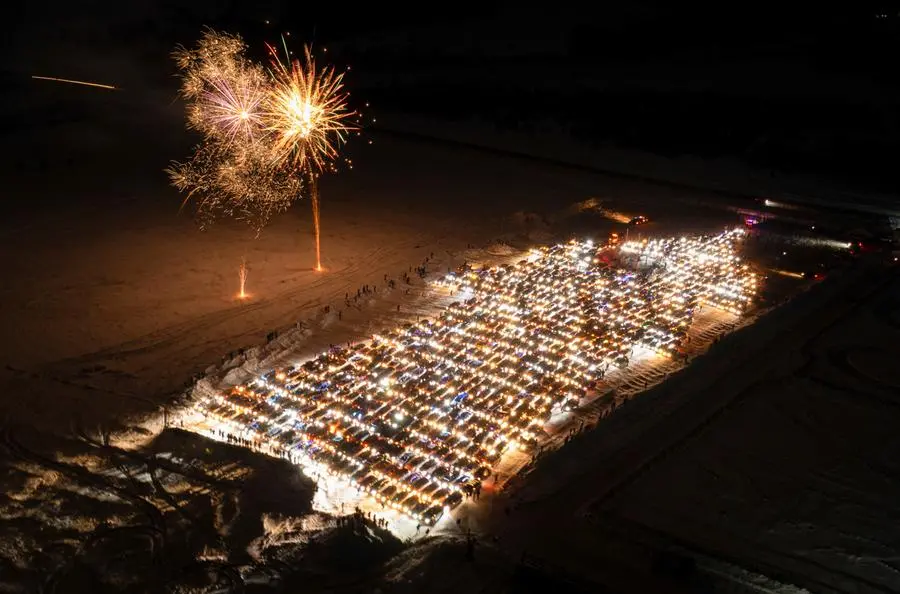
[849,238,891,255]
[628,215,649,226]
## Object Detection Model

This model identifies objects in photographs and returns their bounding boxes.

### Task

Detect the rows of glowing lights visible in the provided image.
[191,229,756,525]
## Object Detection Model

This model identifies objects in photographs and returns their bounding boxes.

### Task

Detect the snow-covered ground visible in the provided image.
[0,121,746,436]
[1,92,896,592]
[0,111,738,589]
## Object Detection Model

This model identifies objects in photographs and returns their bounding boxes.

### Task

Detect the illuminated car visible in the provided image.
[628,215,649,226]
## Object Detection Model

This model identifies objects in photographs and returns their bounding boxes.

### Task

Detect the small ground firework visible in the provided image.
[238,257,249,300]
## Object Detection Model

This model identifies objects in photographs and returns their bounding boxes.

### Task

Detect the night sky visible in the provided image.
[3,1,900,191]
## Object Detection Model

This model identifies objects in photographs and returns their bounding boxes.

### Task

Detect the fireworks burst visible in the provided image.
[174,29,248,101]
[190,69,266,145]
[264,43,357,173]
[264,42,358,271]
[169,30,303,231]
[167,136,302,231]
[169,29,362,263]
[174,29,267,146]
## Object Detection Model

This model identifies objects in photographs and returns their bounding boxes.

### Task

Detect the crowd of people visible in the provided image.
[189,229,756,525]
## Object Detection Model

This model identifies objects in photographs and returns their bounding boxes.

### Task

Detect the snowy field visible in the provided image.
[0,111,745,591]
[0,124,741,435]
[1,93,897,592]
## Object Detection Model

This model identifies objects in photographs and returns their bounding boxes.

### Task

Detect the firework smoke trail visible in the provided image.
[238,257,249,299]
[310,175,322,271]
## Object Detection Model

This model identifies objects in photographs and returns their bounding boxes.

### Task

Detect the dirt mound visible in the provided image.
[485,241,519,256]
[560,198,632,225]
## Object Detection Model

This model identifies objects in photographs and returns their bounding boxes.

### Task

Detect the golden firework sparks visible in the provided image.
[174,29,247,99]
[168,30,303,232]
[175,30,267,146]
[167,135,302,232]
[264,42,357,173]
[168,29,363,248]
